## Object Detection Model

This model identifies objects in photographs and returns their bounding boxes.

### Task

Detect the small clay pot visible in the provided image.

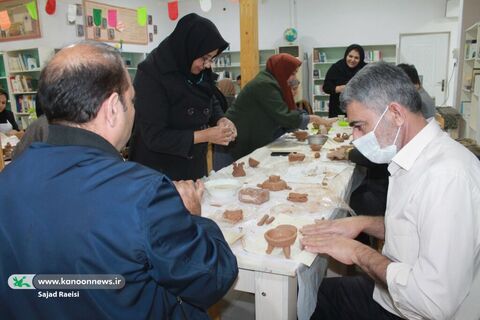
[341,133,350,140]
[264,225,298,259]
[314,152,320,158]
[293,131,308,141]
[310,144,322,151]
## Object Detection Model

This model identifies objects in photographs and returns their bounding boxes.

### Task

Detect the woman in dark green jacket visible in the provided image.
[225,53,333,160]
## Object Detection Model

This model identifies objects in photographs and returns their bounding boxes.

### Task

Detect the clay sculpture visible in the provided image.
[223,209,243,223]
[327,145,351,160]
[238,187,270,204]
[248,157,260,168]
[264,225,298,259]
[314,152,320,159]
[333,133,344,143]
[288,152,305,162]
[2,142,12,159]
[342,133,350,140]
[310,144,322,152]
[232,162,246,177]
[287,192,308,203]
[293,130,308,141]
[257,175,291,191]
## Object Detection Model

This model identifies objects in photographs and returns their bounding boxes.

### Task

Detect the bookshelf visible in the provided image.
[212,49,276,82]
[460,23,480,141]
[0,53,11,111]
[4,47,55,128]
[120,51,147,80]
[311,44,397,115]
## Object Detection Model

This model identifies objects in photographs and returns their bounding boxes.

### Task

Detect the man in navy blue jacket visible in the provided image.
[0,41,238,319]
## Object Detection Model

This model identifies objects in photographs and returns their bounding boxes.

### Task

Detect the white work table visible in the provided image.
[203,124,355,320]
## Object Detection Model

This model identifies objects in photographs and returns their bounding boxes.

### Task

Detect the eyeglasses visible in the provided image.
[202,55,217,66]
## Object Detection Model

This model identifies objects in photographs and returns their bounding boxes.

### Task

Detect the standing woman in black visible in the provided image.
[323,44,366,118]
[130,13,236,180]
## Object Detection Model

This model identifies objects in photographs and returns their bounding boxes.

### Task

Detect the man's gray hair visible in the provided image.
[340,62,422,115]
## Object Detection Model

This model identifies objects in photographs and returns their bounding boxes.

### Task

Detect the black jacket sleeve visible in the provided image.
[6,110,19,131]
[322,64,340,95]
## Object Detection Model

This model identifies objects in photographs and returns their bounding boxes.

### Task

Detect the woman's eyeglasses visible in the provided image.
[202,55,217,66]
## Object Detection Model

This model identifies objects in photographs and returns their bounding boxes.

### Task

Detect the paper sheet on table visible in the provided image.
[0,133,19,147]
[221,229,244,245]
[242,213,317,266]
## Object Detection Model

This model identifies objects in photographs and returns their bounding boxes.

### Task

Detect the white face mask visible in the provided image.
[352,106,401,164]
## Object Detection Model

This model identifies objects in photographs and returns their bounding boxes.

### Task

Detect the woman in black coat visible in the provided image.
[130,13,236,180]
[323,44,366,118]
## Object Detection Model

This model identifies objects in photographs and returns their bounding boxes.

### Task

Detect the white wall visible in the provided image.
[0,0,462,105]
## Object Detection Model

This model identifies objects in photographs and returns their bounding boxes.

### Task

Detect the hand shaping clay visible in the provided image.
[293,131,308,141]
[238,187,270,204]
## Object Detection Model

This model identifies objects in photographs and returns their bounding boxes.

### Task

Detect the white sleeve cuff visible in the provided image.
[387,262,411,291]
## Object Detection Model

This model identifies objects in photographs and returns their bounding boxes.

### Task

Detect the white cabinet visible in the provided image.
[460,23,480,142]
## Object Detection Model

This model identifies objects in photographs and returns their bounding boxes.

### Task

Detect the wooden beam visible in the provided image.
[239,0,259,88]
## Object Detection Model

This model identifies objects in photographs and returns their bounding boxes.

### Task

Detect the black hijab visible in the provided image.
[337,44,366,78]
[149,13,228,87]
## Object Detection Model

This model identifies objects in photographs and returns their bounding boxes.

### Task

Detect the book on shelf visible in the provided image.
[313,49,320,62]
[465,40,477,59]
[8,54,38,71]
[314,84,324,95]
[15,94,36,113]
[9,75,35,93]
[365,50,382,62]
[313,69,321,79]
[313,100,329,113]
[319,52,327,63]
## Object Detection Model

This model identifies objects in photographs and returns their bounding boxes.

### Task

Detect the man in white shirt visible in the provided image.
[302,62,480,320]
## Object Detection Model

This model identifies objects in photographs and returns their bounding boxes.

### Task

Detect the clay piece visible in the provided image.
[264,225,298,259]
[2,142,13,159]
[341,133,350,140]
[310,144,322,152]
[257,214,269,226]
[333,133,345,143]
[257,175,291,191]
[287,192,308,203]
[248,157,260,168]
[288,152,305,162]
[223,209,244,223]
[327,146,351,160]
[293,130,308,142]
[265,216,275,225]
[238,187,270,205]
[314,152,320,159]
[232,162,246,177]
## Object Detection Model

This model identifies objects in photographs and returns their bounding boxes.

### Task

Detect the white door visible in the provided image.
[399,32,450,106]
